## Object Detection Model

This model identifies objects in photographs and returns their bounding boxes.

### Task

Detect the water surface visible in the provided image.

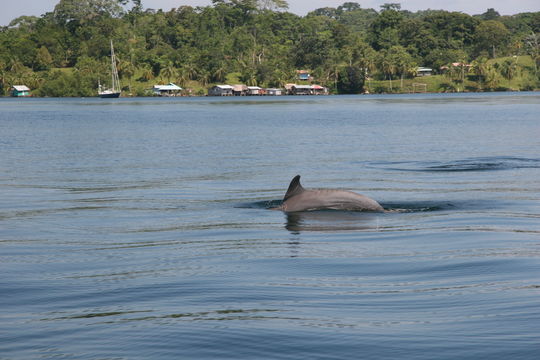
[1,93,539,359]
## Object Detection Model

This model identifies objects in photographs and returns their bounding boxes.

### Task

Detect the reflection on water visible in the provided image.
[285,211,380,233]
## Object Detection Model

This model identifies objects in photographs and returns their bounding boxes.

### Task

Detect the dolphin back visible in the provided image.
[280,175,384,212]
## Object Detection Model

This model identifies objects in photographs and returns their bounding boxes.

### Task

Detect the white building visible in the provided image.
[417,67,433,76]
[152,83,182,96]
[247,86,263,95]
[266,88,283,96]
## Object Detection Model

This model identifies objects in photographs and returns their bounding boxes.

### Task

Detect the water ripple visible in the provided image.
[368,156,540,172]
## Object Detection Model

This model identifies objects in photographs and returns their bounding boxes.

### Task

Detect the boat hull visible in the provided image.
[99,92,121,98]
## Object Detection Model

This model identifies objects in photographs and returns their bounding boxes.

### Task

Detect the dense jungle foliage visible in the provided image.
[1,0,539,96]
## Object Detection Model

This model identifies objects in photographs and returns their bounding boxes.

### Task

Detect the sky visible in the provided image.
[2,0,540,26]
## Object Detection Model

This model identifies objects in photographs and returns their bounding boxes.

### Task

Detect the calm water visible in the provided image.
[1,93,539,359]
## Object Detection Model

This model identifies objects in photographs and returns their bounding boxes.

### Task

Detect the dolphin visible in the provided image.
[277,175,384,212]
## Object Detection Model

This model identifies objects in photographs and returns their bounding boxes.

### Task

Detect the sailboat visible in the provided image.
[98,40,121,98]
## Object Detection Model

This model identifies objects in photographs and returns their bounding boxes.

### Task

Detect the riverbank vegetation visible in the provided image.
[1,0,539,96]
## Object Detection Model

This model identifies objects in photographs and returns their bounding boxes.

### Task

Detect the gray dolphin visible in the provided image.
[278,175,384,212]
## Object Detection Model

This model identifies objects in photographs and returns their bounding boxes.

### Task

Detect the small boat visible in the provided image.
[98,40,121,98]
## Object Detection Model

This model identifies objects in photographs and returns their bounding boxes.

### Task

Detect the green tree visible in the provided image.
[380,3,401,11]
[8,16,39,30]
[445,59,469,92]
[499,58,518,80]
[258,0,289,11]
[139,65,155,82]
[337,65,365,94]
[212,64,228,83]
[389,45,416,88]
[53,0,127,24]
[368,4,404,50]
[339,2,362,12]
[175,67,190,87]
[423,11,479,49]
[0,61,10,95]
[484,65,500,90]
[37,70,95,97]
[118,60,136,92]
[479,8,500,21]
[345,39,376,91]
[240,65,257,85]
[268,68,293,88]
[524,33,540,74]
[398,19,437,59]
[471,56,489,89]
[377,50,396,90]
[36,46,54,70]
[474,20,511,58]
[161,63,178,83]
[197,70,211,86]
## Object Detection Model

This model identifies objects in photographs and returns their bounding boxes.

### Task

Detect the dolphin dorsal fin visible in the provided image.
[283,175,305,201]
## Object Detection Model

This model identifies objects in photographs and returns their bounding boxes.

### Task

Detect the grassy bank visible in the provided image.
[365,56,539,94]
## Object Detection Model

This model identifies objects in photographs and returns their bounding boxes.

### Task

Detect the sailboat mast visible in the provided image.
[110,40,120,93]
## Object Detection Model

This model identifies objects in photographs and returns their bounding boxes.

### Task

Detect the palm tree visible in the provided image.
[212,65,227,83]
[183,63,198,81]
[240,68,257,86]
[499,58,518,81]
[323,61,341,93]
[524,33,540,74]
[471,57,489,90]
[118,60,136,93]
[175,67,189,87]
[26,72,44,90]
[140,65,154,82]
[395,56,416,89]
[445,60,467,92]
[197,70,211,86]
[484,66,500,90]
[0,61,9,95]
[356,52,376,93]
[378,53,396,91]
[269,69,289,88]
[9,59,26,75]
[9,59,31,85]
[161,63,178,83]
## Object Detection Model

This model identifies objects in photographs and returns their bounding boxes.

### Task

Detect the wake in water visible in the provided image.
[238,200,462,213]
[367,156,540,172]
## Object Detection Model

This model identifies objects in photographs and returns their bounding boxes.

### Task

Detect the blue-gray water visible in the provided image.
[1,93,539,359]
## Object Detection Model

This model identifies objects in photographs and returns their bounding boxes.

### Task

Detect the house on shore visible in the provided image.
[284,84,329,95]
[416,67,433,77]
[206,83,328,96]
[297,70,311,81]
[152,83,182,96]
[440,63,472,73]
[233,85,248,96]
[291,85,312,95]
[247,86,264,96]
[266,88,283,96]
[311,85,328,95]
[208,85,234,96]
[10,85,30,97]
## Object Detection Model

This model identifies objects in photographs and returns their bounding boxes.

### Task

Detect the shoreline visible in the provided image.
[3,89,539,99]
